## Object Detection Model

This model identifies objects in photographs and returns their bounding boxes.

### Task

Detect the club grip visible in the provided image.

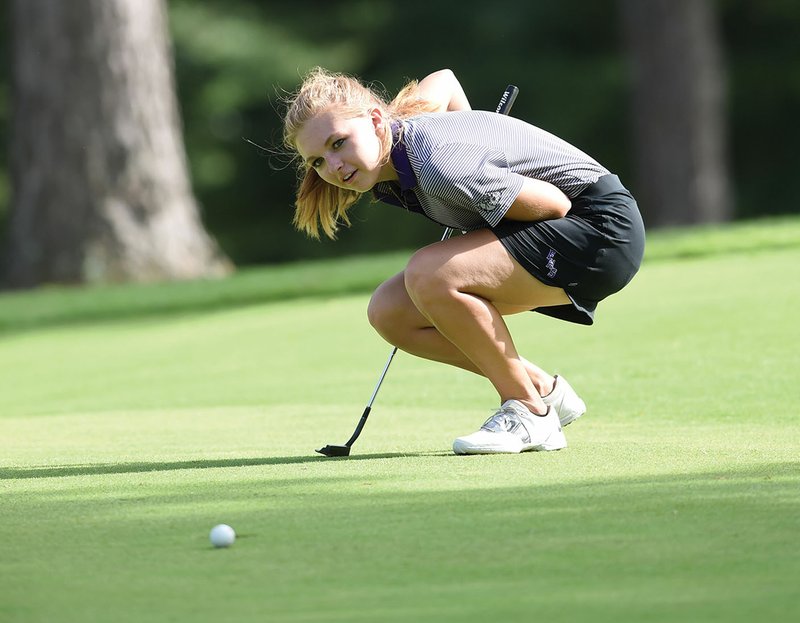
[495,85,519,116]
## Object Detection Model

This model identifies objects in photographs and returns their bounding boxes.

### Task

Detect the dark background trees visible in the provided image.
[5,0,231,287]
[0,0,797,285]
[621,0,730,227]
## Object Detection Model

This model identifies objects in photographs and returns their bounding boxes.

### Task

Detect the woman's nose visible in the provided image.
[326,156,342,176]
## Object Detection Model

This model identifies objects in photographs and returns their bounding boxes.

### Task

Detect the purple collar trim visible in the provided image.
[372,122,423,214]
[389,122,417,191]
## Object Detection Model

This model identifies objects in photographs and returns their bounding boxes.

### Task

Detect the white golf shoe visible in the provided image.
[452,400,567,455]
[542,375,586,427]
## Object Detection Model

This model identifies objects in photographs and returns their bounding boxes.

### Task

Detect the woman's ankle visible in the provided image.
[520,357,555,397]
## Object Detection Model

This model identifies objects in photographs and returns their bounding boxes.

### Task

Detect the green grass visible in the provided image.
[1,215,798,335]
[1,219,799,622]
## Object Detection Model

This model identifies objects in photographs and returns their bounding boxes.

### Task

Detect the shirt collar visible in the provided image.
[389,121,417,191]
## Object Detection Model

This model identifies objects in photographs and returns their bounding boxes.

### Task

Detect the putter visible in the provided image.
[316,84,520,457]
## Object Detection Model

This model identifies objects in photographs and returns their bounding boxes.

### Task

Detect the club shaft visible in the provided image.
[366,226,454,402]
[366,347,398,408]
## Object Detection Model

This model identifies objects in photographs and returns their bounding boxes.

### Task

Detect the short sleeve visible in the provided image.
[418,142,525,227]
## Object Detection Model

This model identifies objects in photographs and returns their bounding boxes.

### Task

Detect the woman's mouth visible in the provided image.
[343,170,356,184]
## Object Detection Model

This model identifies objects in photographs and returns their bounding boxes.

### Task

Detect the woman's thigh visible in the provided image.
[404,229,571,312]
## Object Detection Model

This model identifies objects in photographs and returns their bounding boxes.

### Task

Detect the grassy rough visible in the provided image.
[1,215,798,334]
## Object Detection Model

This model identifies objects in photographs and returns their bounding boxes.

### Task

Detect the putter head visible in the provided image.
[316,444,351,457]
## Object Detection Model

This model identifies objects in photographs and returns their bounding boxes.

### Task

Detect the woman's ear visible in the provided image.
[370,107,385,132]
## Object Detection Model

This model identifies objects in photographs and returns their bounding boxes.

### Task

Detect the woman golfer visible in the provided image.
[283,68,645,454]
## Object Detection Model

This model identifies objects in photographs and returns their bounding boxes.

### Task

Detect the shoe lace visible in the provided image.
[480,405,521,433]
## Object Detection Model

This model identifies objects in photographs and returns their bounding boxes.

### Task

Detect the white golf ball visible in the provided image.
[209,524,236,548]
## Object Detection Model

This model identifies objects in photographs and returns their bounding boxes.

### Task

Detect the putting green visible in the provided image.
[0,239,797,622]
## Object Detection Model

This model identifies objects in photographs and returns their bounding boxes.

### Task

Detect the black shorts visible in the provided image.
[491,174,645,325]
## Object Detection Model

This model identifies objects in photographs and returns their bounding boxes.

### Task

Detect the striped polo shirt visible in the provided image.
[372,110,609,230]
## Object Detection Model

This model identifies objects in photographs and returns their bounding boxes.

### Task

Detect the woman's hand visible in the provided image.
[416,69,472,112]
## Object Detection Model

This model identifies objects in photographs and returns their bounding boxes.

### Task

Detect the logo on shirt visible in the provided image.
[476,190,503,214]
[546,249,557,278]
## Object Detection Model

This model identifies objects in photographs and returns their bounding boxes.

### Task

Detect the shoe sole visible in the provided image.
[526,432,568,452]
[453,434,567,455]
[560,412,583,427]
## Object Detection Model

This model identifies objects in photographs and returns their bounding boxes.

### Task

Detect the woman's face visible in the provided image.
[295,107,395,191]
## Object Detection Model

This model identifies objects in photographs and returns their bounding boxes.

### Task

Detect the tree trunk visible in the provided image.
[5,0,232,287]
[620,0,731,227]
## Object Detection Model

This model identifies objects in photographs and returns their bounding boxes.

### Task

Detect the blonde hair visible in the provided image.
[283,67,438,239]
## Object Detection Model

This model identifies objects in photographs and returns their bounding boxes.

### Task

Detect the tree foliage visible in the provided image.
[167,0,629,264]
[1,0,798,267]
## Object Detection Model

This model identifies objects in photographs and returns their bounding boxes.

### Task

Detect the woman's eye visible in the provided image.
[311,157,323,169]
[333,138,344,149]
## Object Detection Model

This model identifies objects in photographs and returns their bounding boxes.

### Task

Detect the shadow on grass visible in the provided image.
[0,451,452,480]
[2,460,798,621]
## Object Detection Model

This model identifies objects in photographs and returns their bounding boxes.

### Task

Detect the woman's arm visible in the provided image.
[503,178,572,222]
[416,69,472,112]
[417,70,568,222]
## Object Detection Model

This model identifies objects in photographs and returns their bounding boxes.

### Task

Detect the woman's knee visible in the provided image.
[367,282,393,333]
[404,247,452,307]
[367,273,417,339]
